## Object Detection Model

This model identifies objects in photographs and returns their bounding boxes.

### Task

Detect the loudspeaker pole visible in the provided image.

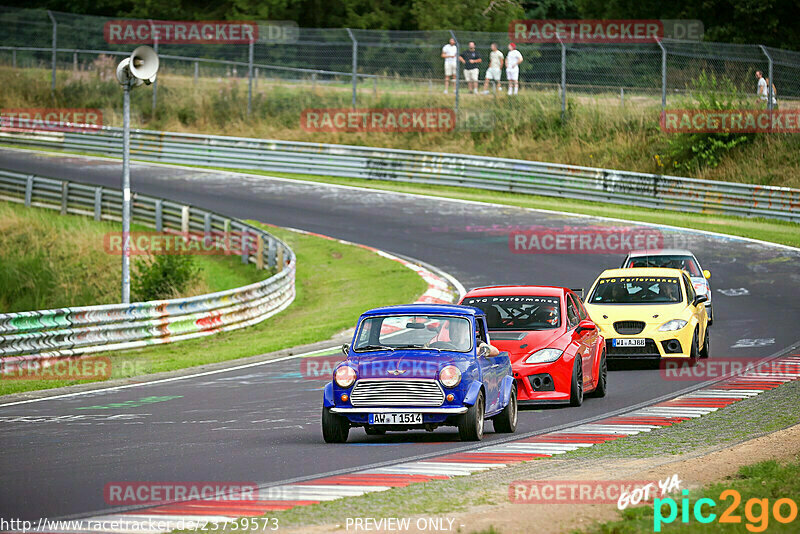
[122,80,132,303]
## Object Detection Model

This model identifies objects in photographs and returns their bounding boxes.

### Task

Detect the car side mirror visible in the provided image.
[703,269,711,280]
[576,319,596,333]
[693,295,708,306]
[341,343,350,356]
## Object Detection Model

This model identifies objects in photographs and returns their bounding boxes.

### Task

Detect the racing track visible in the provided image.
[1,147,799,521]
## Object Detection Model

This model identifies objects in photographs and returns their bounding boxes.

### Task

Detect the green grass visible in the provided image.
[0,200,263,312]
[0,222,427,396]
[581,459,800,533]
[2,64,799,188]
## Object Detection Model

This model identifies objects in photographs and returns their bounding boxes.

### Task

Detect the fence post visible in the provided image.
[759,45,774,120]
[559,37,566,122]
[346,28,358,108]
[450,30,459,120]
[657,39,666,110]
[47,10,57,91]
[255,67,259,88]
[149,20,158,114]
[311,72,316,90]
[94,187,102,221]
[193,61,198,84]
[373,76,377,97]
[73,51,78,72]
[620,87,624,107]
[248,38,254,115]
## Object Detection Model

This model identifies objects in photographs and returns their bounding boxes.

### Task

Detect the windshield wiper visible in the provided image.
[356,344,395,351]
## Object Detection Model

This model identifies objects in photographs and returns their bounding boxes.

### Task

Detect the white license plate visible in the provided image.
[613,338,646,347]
[368,412,423,425]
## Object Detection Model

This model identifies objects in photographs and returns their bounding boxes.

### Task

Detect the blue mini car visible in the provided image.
[322,304,518,442]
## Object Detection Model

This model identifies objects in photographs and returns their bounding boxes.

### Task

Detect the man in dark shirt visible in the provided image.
[459,41,481,94]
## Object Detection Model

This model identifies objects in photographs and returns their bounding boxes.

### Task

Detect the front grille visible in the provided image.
[606,338,661,358]
[614,321,646,335]
[350,379,445,407]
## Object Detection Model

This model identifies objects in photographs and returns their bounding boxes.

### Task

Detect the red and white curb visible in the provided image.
[65,355,800,532]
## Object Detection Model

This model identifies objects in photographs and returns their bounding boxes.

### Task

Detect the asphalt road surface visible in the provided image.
[1,148,798,521]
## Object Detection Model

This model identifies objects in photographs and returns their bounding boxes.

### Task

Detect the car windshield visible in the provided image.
[462,296,561,330]
[353,314,473,352]
[590,276,683,304]
[626,255,701,276]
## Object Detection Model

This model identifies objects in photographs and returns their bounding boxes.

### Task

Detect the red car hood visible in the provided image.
[489,329,562,364]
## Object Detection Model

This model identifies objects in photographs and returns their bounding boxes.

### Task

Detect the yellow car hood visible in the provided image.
[584,302,688,326]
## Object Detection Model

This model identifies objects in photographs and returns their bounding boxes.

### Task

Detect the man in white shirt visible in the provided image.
[505,43,523,95]
[442,38,457,94]
[756,70,777,107]
[482,43,504,94]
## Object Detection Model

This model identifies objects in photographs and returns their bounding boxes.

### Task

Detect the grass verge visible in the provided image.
[0,221,427,396]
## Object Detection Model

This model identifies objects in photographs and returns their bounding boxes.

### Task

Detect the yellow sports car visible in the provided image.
[584,268,709,361]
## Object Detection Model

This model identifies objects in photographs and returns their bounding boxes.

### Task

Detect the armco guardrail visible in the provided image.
[0,168,296,363]
[2,126,798,222]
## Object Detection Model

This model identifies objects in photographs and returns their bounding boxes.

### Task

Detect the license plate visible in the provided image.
[368,412,423,425]
[613,338,646,347]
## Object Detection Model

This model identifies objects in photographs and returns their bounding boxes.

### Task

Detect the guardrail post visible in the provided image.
[24,175,33,207]
[450,30,460,120]
[268,237,276,268]
[181,205,190,233]
[247,38,254,116]
[193,61,198,84]
[154,199,163,231]
[94,187,102,221]
[657,39,666,110]
[47,10,57,91]
[241,228,250,265]
[203,212,212,248]
[256,234,264,269]
[346,28,358,108]
[60,182,68,215]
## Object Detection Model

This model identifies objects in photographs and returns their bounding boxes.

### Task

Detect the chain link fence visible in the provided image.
[1,6,798,124]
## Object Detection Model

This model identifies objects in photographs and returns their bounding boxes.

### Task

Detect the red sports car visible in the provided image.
[459,286,606,406]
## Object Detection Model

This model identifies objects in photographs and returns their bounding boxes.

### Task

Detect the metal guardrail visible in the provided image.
[0,168,296,362]
[1,126,799,222]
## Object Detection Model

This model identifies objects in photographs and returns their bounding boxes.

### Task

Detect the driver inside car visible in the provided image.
[447,318,500,356]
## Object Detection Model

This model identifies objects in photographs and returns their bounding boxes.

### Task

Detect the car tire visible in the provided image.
[589,351,607,398]
[493,386,518,433]
[700,328,710,359]
[364,427,386,436]
[322,407,350,443]
[689,328,700,365]
[458,391,485,441]
[569,358,584,407]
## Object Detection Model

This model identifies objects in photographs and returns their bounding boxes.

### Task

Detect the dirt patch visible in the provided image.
[283,423,800,534]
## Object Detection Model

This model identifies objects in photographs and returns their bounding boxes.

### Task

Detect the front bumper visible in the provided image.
[330,407,468,414]
[514,361,572,404]
[330,406,468,425]
[600,326,694,359]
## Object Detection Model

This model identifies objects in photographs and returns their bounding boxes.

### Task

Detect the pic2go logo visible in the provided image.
[654,489,799,532]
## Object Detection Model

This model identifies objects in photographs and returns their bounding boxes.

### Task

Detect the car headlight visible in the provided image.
[658,319,688,332]
[439,365,462,388]
[525,348,563,364]
[334,366,357,388]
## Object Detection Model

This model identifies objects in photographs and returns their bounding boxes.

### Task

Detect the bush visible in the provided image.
[667,72,754,171]
[132,255,202,301]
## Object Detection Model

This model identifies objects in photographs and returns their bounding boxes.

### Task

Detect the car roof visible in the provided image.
[627,249,696,257]
[361,303,482,317]
[462,285,566,298]
[598,267,687,277]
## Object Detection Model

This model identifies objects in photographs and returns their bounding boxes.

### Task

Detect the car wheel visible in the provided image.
[589,351,607,398]
[569,358,584,407]
[493,386,518,433]
[689,328,700,365]
[700,328,710,359]
[458,391,485,441]
[364,427,386,436]
[322,407,350,443]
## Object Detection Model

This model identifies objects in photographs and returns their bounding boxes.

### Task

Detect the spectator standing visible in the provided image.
[482,42,504,94]
[756,70,778,107]
[459,41,482,94]
[441,38,457,94]
[505,43,523,96]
